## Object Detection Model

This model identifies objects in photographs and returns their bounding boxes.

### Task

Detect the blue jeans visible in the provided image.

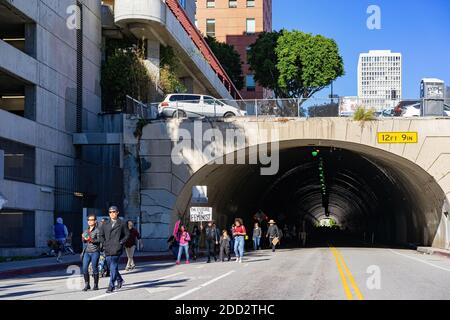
[229,238,235,254]
[177,244,189,262]
[106,255,123,288]
[82,251,100,275]
[253,237,261,250]
[234,236,245,258]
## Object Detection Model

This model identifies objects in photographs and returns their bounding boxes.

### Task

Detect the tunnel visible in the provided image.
[174,140,448,247]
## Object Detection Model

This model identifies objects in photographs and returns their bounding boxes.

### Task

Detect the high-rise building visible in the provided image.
[358,50,402,110]
[196,0,273,99]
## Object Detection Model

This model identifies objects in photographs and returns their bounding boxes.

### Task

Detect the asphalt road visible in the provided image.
[0,246,449,300]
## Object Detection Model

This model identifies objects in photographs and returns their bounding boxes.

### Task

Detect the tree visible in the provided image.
[248,31,284,97]
[248,30,344,105]
[205,36,244,91]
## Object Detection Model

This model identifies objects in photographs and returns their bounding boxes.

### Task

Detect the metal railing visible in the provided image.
[150,97,450,120]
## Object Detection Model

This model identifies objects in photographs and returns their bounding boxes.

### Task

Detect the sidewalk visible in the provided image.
[417,247,450,259]
[0,251,174,280]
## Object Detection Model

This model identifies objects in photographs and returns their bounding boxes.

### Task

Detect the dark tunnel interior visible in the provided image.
[175,141,447,248]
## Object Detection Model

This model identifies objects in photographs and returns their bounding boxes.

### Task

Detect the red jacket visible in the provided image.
[125,228,141,248]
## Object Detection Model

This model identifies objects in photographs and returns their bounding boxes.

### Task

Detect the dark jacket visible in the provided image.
[267,225,280,239]
[205,227,220,242]
[99,219,130,256]
[82,226,100,253]
[253,227,262,238]
[125,228,141,248]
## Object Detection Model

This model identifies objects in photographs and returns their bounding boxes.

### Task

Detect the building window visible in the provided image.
[247,0,255,7]
[0,210,35,248]
[246,75,256,91]
[206,0,215,8]
[0,137,35,183]
[246,46,252,61]
[206,19,216,37]
[179,0,186,9]
[246,18,256,34]
[229,0,237,8]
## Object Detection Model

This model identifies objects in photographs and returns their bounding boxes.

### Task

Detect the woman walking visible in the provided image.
[219,230,231,262]
[81,214,100,291]
[252,223,262,251]
[176,225,191,265]
[125,220,141,271]
[232,218,247,263]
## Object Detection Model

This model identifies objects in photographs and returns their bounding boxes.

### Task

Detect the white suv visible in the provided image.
[158,94,246,118]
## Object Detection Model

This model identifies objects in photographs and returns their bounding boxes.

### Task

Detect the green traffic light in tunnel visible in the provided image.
[312,151,319,157]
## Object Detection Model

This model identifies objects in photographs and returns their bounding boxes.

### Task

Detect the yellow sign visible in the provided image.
[377,132,418,144]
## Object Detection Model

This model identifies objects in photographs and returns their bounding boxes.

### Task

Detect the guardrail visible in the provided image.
[114,96,450,120]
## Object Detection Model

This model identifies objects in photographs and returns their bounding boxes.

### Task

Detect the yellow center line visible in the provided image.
[329,245,353,300]
[329,245,365,300]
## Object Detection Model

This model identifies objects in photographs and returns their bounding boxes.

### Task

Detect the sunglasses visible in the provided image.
[109,211,117,213]
[87,219,96,221]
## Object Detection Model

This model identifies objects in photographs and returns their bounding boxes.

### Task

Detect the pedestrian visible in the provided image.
[233,218,247,263]
[201,221,220,263]
[252,222,262,251]
[99,206,130,294]
[190,225,201,261]
[175,225,191,265]
[81,214,100,291]
[229,224,236,255]
[54,217,69,263]
[125,220,141,271]
[219,230,231,262]
[266,220,280,252]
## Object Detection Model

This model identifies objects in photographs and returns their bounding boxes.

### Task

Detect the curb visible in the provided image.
[0,254,175,280]
[417,247,450,259]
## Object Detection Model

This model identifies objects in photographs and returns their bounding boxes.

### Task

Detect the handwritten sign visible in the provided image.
[190,207,212,222]
[377,132,418,144]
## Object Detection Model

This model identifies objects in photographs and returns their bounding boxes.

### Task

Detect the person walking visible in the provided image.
[219,230,231,262]
[81,214,100,291]
[99,206,130,293]
[190,225,201,261]
[252,223,262,251]
[233,218,247,263]
[266,220,280,252]
[229,224,236,256]
[201,221,220,263]
[175,225,191,265]
[125,220,141,271]
[54,217,69,263]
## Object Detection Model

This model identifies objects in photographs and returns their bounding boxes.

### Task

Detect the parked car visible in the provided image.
[158,94,246,118]
[401,104,421,117]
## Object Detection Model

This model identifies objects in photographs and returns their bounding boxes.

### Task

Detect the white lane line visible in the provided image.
[169,270,235,300]
[88,272,184,300]
[389,249,450,272]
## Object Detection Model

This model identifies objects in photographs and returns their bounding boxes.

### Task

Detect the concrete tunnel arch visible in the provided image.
[172,139,449,247]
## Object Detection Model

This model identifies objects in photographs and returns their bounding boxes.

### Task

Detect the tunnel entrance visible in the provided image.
[175,141,447,248]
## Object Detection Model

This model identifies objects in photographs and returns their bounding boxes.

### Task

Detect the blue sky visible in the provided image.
[273,0,450,98]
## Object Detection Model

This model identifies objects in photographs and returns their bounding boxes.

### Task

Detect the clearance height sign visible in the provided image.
[377,132,418,144]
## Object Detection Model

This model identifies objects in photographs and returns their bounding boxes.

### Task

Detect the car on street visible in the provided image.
[401,103,421,117]
[158,94,246,118]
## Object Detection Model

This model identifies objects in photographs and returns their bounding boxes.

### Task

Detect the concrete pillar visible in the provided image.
[145,39,160,83]
[180,77,194,93]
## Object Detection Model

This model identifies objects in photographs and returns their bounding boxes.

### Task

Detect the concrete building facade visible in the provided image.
[196,0,273,100]
[358,50,402,111]
[0,0,103,256]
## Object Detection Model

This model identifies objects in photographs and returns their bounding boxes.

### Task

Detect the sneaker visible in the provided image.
[186,260,190,265]
[117,280,124,290]
[235,257,239,262]
[207,260,211,263]
[176,261,180,265]
[106,286,114,293]
[239,258,243,263]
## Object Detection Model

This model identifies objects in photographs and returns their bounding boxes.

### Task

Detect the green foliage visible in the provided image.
[248,30,344,103]
[159,45,186,94]
[101,42,151,109]
[353,107,376,121]
[248,31,284,96]
[205,36,244,90]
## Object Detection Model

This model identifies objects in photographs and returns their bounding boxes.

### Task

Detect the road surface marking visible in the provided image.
[332,247,364,300]
[389,249,450,272]
[169,270,235,300]
[329,246,353,300]
[88,272,184,300]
